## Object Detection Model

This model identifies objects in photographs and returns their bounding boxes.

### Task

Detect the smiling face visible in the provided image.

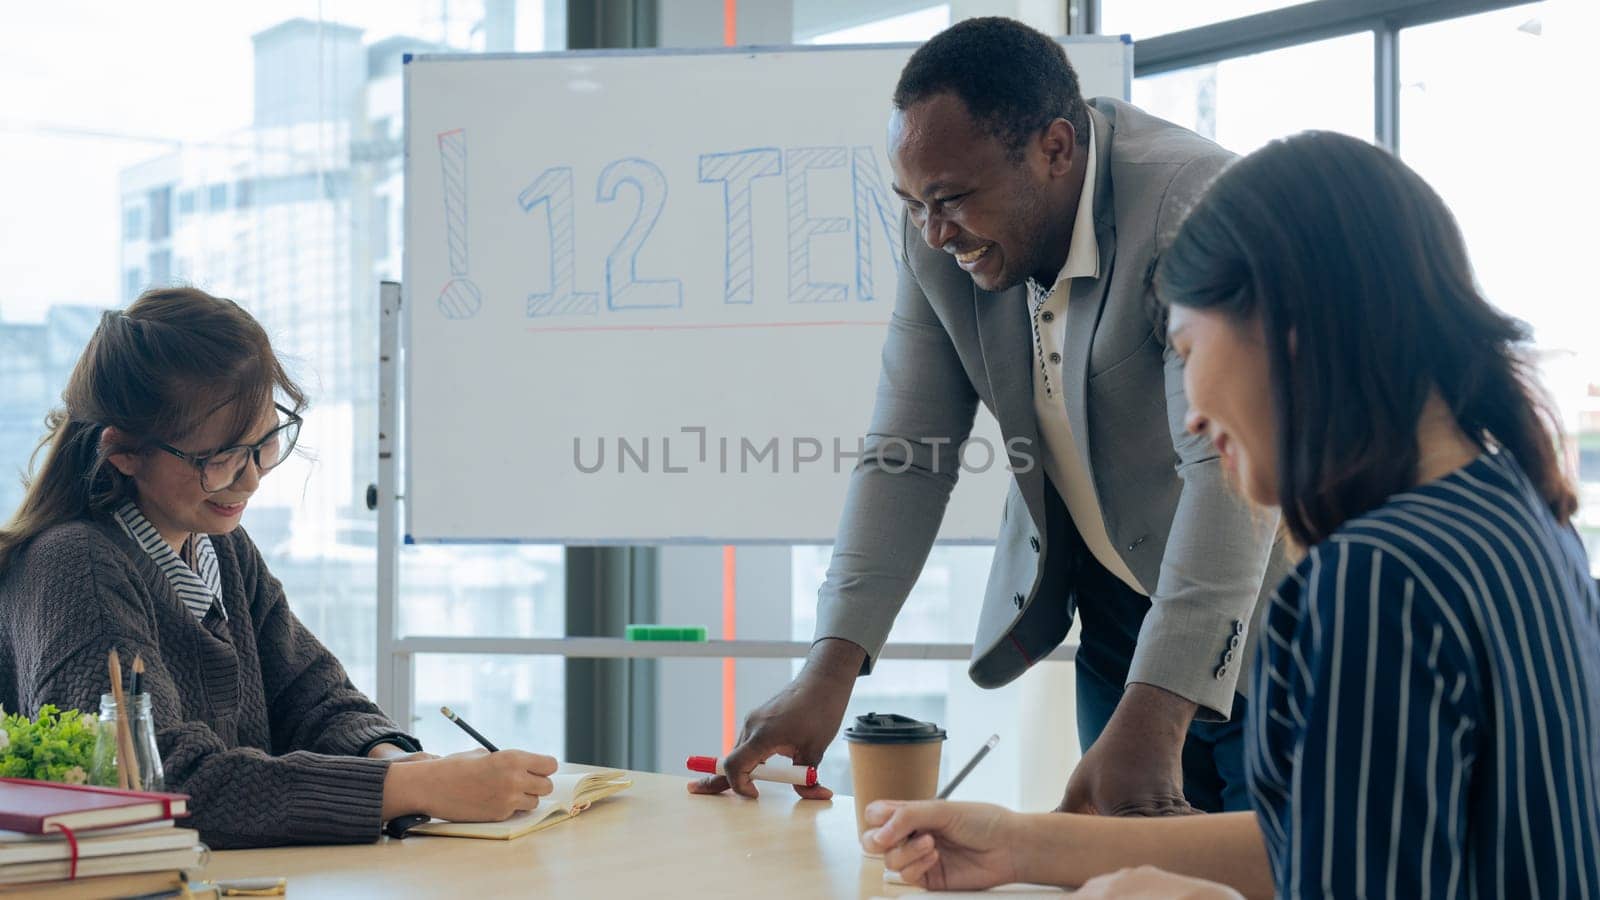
[1167,304,1279,507]
[107,400,279,552]
[888,93,1080,292]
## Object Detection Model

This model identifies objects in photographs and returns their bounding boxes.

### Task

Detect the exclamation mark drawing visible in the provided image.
[437,128,482,319]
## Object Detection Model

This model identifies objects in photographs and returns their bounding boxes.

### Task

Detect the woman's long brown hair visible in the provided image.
[0,287,305,570]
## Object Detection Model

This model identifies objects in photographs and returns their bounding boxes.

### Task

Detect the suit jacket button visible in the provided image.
[1012,592,1025,609]
[1029,536,1040,552]
[1214,666,1228,680]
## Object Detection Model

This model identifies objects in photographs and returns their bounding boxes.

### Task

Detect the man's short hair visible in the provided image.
[893,17,1092,157]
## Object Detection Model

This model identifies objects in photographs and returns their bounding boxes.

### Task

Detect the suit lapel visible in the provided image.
[1060,105,1118,478]
[973,279,1045,527]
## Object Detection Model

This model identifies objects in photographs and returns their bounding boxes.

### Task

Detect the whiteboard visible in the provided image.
[404,39,1133,543]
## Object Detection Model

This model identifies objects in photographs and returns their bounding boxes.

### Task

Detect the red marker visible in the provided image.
[687,755,818,787]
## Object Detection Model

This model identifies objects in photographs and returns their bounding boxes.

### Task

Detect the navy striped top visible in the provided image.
[1246,450,1600,899]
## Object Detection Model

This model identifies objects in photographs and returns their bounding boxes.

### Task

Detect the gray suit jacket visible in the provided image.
[814,99,1288,720]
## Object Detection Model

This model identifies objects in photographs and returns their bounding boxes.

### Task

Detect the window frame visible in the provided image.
[1118,0,1536,151]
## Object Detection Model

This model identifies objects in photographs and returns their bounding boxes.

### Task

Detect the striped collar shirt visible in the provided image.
[113,501,227,622]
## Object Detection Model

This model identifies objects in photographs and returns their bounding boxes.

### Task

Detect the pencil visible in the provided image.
[107,649,141,790]
[440,706,499,752]
[937,734,998,799]
[130,655,145,700]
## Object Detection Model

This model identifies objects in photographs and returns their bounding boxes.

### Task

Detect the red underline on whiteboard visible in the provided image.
[524,320,891,333]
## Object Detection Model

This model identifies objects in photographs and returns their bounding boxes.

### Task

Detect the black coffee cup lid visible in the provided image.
[843,712,947,744]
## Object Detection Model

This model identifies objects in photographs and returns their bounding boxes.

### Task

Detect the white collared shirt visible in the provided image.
[1025,120,1146,596]
[113,501,227,622]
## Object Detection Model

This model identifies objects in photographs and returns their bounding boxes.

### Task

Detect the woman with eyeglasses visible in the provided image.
[857,133,1600,898]
[0,287,556,848]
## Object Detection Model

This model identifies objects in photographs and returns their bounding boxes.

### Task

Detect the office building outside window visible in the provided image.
[0,2,566,757]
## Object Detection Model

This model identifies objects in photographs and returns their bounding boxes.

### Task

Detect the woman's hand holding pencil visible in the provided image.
[378,708,558,824]
[381,748,558,823]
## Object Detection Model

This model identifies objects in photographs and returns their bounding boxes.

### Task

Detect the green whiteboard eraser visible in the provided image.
[625,624,708,642]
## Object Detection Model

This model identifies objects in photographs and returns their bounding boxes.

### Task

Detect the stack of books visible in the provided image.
[0,778,203,899]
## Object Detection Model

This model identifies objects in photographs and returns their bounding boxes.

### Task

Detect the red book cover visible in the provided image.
[0,779,189,835]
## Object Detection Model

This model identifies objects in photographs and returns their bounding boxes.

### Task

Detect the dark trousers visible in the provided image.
[1072,553,1251,813]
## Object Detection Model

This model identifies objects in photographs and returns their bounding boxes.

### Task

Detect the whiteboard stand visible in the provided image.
[381,39,1128,724]
[370,280,1075,725]
[374,280,412,722]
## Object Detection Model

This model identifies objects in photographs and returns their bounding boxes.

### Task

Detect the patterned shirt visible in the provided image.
[1021,118,1142,596]
[113,501,227,622]
[1247,450,1600,898]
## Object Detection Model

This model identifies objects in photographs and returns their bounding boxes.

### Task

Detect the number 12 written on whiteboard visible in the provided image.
[508,145,901,319]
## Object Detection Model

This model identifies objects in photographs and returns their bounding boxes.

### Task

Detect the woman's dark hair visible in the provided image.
[1156,131,1575,547]
[0,287,305,569]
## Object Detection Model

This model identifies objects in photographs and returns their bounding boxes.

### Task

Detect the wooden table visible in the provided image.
[205,766,916,898]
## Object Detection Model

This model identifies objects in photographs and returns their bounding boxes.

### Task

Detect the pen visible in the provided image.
[936,734,998,799]
[687,755,818,786]
[440,706,500,752]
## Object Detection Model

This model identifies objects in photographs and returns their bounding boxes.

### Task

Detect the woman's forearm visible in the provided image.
[1014,810,1275,900]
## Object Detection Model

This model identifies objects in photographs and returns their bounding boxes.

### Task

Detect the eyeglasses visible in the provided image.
[155,404,303,493]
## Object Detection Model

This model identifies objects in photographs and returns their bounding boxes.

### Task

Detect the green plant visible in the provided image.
[0,705,98,784]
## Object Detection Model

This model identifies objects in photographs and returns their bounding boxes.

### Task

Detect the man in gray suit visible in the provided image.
[692,18,1282,814]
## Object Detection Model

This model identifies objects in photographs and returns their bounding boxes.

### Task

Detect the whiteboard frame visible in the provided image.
[399,37,1133,546]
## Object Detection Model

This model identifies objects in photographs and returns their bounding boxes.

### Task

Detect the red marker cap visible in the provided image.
[685,755,818,786]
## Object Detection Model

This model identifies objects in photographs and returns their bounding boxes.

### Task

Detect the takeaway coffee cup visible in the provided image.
[844,712,947,847]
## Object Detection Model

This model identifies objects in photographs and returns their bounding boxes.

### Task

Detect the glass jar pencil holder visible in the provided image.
[90,692,164,792]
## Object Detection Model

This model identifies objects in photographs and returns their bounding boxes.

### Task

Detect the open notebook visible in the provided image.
[408,769,632,841]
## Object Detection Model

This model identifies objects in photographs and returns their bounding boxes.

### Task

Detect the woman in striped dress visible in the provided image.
[858,131,1600,898]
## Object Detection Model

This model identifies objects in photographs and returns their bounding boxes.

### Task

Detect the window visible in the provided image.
[123,267,144,302]
[802,4,951,44]
[1100,1,1304,39]
[1398,0,1597,572]
[411,655,565,754]
[147,186,172,242]
[372,195,390,261]
[0,3,565,756]
[122,205,144,243]
[147,250,171,287]
[1133,32,1375,154]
